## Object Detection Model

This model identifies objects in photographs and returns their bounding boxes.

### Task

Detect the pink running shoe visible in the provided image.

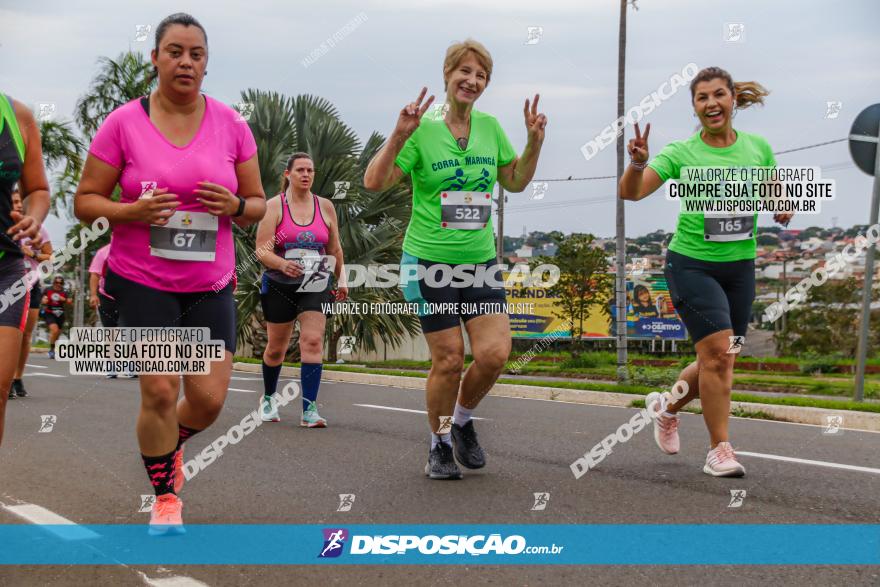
[148,493,185,536]
[703,441,746,477]
[645,391,680,455]
[173,446,185,494]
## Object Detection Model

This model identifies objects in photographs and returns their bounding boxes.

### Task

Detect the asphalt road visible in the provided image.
[0,354,878,586]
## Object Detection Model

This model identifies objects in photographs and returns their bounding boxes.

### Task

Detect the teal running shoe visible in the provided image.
[260,394,280,422]
[300,401,327,428]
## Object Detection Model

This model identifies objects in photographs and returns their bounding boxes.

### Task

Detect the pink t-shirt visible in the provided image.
[88,96,257,292]
[88,243,111,297]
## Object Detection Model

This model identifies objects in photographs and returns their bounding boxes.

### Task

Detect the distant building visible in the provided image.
[514,244,534,258]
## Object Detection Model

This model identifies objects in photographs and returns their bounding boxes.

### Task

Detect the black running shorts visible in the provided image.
[400,253,508,334]
[105,267,236,353]
[664,250,755,344]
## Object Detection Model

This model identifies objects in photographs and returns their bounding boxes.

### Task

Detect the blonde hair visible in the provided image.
[690,66,769,110]
[443,39,493,90]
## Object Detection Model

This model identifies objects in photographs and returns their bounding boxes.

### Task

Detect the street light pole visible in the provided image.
[614,0,629,381]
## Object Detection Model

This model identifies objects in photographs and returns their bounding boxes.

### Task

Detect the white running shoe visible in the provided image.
[645,391,680,455]
[703,441,746,477]
[260,394,280,422]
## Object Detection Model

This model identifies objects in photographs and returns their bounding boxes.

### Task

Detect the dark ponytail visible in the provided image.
[148,13,209,85]
[280,152,313,194]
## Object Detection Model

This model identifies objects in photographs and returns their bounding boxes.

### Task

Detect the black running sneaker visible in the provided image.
[7,387,15,400]
[12,380,26,398]
[425,442,462,480]
[451,420,486,469]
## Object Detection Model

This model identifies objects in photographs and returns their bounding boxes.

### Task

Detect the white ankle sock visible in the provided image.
[431,432,452,450]
[452,402,473,427]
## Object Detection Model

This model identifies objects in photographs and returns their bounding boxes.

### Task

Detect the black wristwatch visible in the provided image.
[233,196,246,217]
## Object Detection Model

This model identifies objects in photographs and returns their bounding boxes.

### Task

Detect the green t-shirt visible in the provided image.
[395,109,517,264]
[649,130,776,262]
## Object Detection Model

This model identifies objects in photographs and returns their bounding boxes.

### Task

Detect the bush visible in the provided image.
[627,366,679,387]
[560,352,616,370]
[799,354,842,375]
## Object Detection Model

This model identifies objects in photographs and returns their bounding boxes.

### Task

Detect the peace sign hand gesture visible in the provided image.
[393,87,435,142]
[524,94,547,144]
[627,122,651,164]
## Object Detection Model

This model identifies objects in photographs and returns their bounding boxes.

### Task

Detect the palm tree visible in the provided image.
[40,51,153,219]
[39,119,85,217]
[42,50,152,327]
[75,52,154,138]
[234,90,419,358]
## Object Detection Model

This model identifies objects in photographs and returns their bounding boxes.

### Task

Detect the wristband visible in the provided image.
[630,160,648,170]
[233,196,246,217]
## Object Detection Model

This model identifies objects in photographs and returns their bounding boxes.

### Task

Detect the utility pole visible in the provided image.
[74,249,85,327]
[614,0,629,382]
[496,186,505,264]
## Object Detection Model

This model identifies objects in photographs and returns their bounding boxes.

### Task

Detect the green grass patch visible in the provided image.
[318,365,880,414]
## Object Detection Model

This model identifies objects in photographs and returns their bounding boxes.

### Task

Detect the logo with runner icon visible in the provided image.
[140,181,157,198]
[318,528,349,558]
[727,335,745,354]
[38,415,57,433]
[531,492,550,511]
[138,494,156,513]
[337,494,356,512]
[727,489,747,508]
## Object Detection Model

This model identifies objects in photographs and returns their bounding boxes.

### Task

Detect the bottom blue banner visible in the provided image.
[0,524,877,565]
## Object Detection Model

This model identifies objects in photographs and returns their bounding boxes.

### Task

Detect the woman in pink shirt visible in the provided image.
[74,13,266,534]
[88,243,134,379]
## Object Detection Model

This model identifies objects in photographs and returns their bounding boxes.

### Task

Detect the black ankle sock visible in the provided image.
[142,449,177,496]
[176,424,201,451]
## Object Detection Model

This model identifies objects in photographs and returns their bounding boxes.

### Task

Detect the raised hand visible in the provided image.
[392,87,435,142]
[774,213,793,227]
[627,122,651,164]
[524,94,547,144]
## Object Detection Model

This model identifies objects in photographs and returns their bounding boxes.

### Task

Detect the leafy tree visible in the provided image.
[781,278,879,358]
[531,233,612,352]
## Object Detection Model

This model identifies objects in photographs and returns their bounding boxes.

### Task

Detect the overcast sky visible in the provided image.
[2,0,878,246]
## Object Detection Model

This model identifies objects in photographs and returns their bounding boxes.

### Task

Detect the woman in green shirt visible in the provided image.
[364,39,546,480]
[0,94,51,448]
[619,66,792,478]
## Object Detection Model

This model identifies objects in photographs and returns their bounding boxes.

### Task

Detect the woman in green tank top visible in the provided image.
[0,93,51,448]
[619,67,792,478]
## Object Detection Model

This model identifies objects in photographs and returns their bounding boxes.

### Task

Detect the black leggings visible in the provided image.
[104,268,237,353]
[664,250,755,344]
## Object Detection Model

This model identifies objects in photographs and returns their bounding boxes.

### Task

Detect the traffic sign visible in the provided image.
[849,103,880,176]
[849,103,880,402]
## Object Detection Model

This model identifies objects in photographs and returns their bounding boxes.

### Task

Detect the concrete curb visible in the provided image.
[231,362,880,433]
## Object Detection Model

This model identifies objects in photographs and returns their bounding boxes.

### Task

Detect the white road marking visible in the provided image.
[27,373,64,378]
[2,499,205,584]
[229,387,257,393]
[1,503,100,539]
[334,379,880,435]
[25,363,47,369]
[138,572,211,587]
[738,451,880,475]
[353,403,486,420]
[230,376,260,381]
